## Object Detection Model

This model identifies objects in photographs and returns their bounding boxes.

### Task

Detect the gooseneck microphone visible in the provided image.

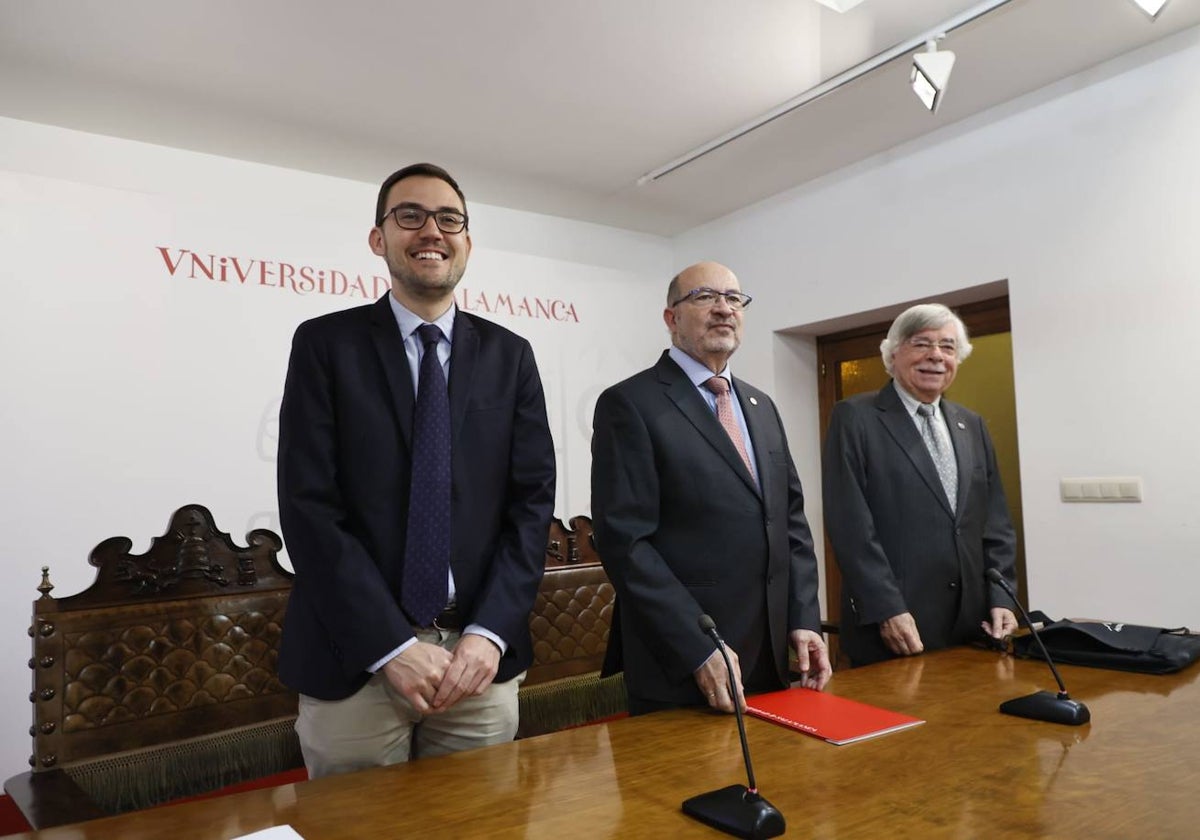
[700,615,760,794]
[681,614,785,839]
[985,568,1090,726]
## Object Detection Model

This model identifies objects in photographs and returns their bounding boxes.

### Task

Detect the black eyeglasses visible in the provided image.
[669,287,753,311]
[384,204,469,234]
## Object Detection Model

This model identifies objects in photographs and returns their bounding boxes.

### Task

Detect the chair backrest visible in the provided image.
[26,504,296,778]
[528,515,614,685]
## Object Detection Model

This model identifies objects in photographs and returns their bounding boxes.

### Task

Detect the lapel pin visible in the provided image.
[956,421,966,429]
[749,397,758,406]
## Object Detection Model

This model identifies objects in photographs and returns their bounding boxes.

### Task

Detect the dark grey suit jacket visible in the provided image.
[822,380,1016,667]
[591,351,822,705]
[276,295,556,700]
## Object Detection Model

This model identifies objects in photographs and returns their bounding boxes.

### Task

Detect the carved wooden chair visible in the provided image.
[518,515,626,737]
[4,504,300,829]
[5,506,627,826]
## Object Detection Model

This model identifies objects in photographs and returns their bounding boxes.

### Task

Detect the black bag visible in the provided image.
[1012,616,1200,675]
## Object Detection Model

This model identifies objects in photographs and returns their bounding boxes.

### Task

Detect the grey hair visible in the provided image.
[880,303,973,375]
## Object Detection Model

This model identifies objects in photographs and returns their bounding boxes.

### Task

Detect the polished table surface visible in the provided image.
[14,646,1200,839]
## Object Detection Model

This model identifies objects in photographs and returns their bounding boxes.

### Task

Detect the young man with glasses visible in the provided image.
[276,163,556,776]
[591,261,831,717]
[822,303,1018,667]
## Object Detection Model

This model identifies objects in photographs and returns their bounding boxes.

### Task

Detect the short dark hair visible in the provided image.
[374,163,468,227]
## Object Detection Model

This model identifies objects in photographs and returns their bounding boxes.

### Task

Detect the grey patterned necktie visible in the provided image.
[917,403,957,513]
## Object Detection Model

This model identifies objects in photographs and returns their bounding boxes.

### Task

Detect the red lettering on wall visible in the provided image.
[155,246,579,321]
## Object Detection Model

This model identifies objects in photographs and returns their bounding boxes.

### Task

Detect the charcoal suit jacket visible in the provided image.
[822,380,1016,667]
[591,351,822,706]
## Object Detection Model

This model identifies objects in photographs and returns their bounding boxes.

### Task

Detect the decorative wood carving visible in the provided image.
[544,515,597,567]
[25,504,294,777]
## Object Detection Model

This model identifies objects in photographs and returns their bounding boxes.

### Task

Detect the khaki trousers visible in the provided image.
[296,628,522,779]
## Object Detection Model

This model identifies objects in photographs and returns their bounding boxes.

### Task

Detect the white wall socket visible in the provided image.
[1060,477,1143,503]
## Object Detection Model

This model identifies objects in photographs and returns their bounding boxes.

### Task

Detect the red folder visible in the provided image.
[746,687,924,745]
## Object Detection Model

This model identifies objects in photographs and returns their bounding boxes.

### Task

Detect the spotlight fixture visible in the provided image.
[1130,0,1169,18]
[911,38,956,113]
[636,0,1016,185]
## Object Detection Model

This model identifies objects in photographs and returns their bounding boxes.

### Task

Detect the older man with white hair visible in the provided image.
[822,303,1018,667]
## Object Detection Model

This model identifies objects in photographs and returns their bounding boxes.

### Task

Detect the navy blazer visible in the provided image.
[591,351,822,705]
[276,294,556,700]
[822,380,1016,667]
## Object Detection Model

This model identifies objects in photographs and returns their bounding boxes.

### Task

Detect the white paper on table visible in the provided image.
[232,826,306,840]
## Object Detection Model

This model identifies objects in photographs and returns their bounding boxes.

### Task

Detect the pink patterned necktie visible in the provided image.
[704,376,756,481]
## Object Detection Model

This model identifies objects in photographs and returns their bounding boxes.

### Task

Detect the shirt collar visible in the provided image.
[388,294,457,343]
[893,380,941,416]
[668,346,733,388]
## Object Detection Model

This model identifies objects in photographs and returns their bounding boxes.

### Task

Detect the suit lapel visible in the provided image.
[448,310,478,445]
[656,353,759,497]
[368,294,415,448]
[875,381,954,518]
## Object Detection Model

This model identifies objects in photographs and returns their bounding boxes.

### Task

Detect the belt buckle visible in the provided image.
[432,608,458,632]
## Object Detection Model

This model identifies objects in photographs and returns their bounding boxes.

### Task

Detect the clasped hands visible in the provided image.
[382,633,500,714]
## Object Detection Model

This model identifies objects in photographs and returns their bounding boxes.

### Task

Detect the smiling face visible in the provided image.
[664,262,744,373]
[891,323,960,402]
[369,175,471,315]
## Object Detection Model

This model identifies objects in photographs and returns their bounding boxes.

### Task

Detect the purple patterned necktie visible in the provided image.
[402,324,451,626]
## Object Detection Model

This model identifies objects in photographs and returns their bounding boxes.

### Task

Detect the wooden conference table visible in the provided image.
[13,646,1200,839]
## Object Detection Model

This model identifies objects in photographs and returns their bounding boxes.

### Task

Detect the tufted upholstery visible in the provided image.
[527,562,613,684]
[60,609,288,732]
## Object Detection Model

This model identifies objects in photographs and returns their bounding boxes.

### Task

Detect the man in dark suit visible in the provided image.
[276,163,556,777]
[822,303,1018,668]
[591,261,830,716]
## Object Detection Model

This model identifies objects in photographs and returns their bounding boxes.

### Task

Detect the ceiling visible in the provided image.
[2,0,1198,235]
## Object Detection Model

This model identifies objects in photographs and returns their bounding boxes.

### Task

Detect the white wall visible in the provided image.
[6,21,1200,785]
[675,27,1200,632]
[0,118,672,777]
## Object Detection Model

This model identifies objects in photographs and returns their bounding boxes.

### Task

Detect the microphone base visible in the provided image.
[1000,690,1090,726]
[682,784,786,839]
